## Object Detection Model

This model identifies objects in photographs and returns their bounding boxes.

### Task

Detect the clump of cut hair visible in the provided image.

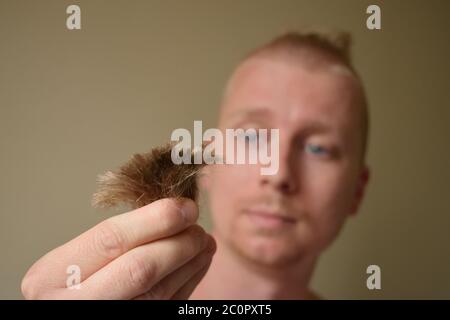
[92,143,206,210]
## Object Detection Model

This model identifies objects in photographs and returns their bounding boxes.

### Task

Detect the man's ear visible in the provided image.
[350,165,370,216]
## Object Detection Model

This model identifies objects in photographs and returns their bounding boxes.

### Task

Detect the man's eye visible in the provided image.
[239,130,259,143]
[245,133,258,143]
[304,143,328,155]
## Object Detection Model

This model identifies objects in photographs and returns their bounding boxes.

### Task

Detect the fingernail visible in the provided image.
[180,199,198,223]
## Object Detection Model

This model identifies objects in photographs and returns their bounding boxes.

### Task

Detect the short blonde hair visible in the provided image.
[245,30,353,69]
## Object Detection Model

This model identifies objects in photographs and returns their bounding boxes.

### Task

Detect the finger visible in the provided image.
[171,259,213,300]
[26,198,198,289]
[133,237,216,300]
[72,225,211,299]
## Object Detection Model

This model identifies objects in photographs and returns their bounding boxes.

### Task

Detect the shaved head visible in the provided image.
[221,31,369,163]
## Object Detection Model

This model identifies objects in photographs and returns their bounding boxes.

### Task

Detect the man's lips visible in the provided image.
[244,208,297,229]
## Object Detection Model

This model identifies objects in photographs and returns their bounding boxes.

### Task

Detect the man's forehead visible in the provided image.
[223,55,357,96]
[220,58,362,126]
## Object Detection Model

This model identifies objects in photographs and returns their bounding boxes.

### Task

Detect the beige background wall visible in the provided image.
[1,0,449,299]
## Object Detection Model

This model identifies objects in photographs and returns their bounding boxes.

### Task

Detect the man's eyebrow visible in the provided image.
[303,121,332,133]
[299,120,343,140]
[226,108,272,124]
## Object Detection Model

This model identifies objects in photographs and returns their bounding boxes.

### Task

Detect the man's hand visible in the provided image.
[21,198,216,299]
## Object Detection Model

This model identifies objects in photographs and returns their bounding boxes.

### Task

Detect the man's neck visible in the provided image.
[190,231,319,300]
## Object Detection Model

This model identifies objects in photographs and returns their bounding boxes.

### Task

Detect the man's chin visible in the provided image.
[233,234,307,268]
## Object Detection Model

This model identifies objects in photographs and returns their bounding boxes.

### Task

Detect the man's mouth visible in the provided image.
[244,207,297,229]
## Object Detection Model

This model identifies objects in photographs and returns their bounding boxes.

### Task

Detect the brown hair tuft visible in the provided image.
[92,143,205,210]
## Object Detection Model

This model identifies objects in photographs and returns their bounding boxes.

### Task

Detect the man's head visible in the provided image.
[203,30,370,267]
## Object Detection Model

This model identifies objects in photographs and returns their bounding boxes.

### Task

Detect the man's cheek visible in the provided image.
[308,167,353,208]
[220,164,258,187]
[304,209,344,252]
[313,187,354,248]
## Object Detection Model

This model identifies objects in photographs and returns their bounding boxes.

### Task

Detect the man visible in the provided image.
[21,30,370,300]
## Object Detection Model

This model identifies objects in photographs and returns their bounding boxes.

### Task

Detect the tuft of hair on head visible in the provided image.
[91,142,206,210]
[242,28,355,73]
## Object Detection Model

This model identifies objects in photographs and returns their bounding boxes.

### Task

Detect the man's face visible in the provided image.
[205,57,368,267]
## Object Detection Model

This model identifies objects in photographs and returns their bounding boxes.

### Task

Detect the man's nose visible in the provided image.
[260,144,298,194]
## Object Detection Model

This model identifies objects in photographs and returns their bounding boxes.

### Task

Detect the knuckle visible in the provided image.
[185,225,207,252]
[142,281,168,300]
[21,269,43,299]
[124,254,156,292]
[94,220,127,259]
[192,250,211,270]
[21,275,36,299]
[195,254,213,274]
